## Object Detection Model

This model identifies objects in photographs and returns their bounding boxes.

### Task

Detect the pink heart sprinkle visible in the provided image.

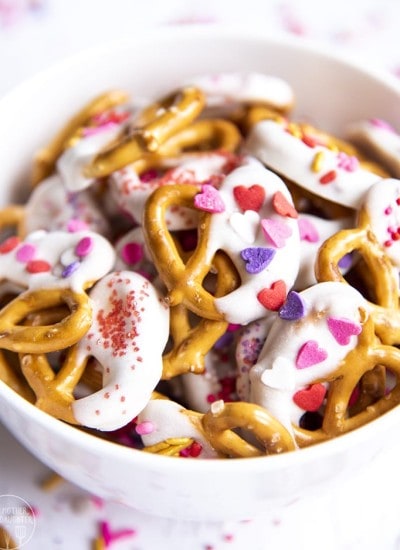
[261,218,292,248]
[194,184,225,213]
[327,316,361,345]
[298,217,319,243]
[296,340,328,369]
[121,242,144,264]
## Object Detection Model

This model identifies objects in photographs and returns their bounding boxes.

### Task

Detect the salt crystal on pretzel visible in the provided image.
[186,72,294,112]
[245,119,381,209]
[249,282,366,437]
[24,174,111,236]
[137,398,219,458]
[347,118,400,178]
[70,271,169,430]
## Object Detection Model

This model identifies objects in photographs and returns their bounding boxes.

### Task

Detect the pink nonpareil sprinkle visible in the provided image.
[67,218,89,232]
[336,151,359,172]
[16,243,36,263]
[75,236,93,257]
[99,520,136,547]
[81,121,118,137]
[121,241,144,265]
[369,118,397,133]
[135,421,154,435]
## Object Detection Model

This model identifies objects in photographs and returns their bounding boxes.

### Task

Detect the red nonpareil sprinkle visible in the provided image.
[301,134,316,148]
[96,284,140,356]
[0,236,20,253]
[26,259,51,273]
[189,441,203,457]
[319,170,337,184]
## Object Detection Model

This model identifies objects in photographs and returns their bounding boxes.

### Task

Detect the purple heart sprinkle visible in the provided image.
[279,290,306,321]
[240,247,276,274]
[62,260,80,278]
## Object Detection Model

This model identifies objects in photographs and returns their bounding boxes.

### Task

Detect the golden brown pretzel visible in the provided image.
[84,87,206,178]
[293,315,400,447]
[144,183,223,320]
[315,205,400,344]
[0,349,34,401]
[162,251,239,379]
[32,89,130,185]
[20,344,86,423]
[0,288,92,353]
[201,401,296,457]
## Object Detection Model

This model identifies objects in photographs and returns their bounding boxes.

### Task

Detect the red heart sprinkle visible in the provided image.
[293,383,326,411]
[272,191,298,218]
[257,280,286,311]
[233,184,265,212]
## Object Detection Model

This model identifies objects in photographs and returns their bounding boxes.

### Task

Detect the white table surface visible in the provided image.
[1,1,400,548]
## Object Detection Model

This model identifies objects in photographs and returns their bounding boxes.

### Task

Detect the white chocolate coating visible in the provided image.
[57,123,124,192]
[137,399,219,458]
[295,213,354,290]
[179,327,238,413]
[0,229,115,293]
[363,178,400,270]
[245,120,381,209]
[186,72,294,110]
[348,119,400,178]
[72,271,169,431]
[235,317,274,401]
[249,282,367,435]
[110,152,238,230]
[198,157,300,324]
[25,174,110,236]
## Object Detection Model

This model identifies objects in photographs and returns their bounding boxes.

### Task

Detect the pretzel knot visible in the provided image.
[20,271,170,431]
[32,89,130,186]
[201,401,296,457]
[0,288,92,353]
[85,87,206,178]
[316,184,400,345]
[294,315,400,446]
[162,251,240,379]
[144,183,225,320]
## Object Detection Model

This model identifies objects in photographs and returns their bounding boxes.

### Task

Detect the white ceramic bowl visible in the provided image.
[1,26,400,522]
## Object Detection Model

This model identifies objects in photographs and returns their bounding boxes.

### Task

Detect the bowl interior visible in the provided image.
[1,26,400,521]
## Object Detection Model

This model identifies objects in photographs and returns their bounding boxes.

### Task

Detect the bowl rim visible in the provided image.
[1,25,400,475]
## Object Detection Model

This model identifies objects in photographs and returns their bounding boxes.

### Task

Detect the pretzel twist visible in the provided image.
[294,315,400,447]
[162,251,239,379]
[0,288,92,353]
[316,207,400,344]
[144,183,223,319]
[84,87,206,178]
[201,401,296,457]
[32,90,130,185]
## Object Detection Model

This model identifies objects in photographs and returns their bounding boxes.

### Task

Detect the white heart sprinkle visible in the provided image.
[260,357,295,391]
[229,210,260,244]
